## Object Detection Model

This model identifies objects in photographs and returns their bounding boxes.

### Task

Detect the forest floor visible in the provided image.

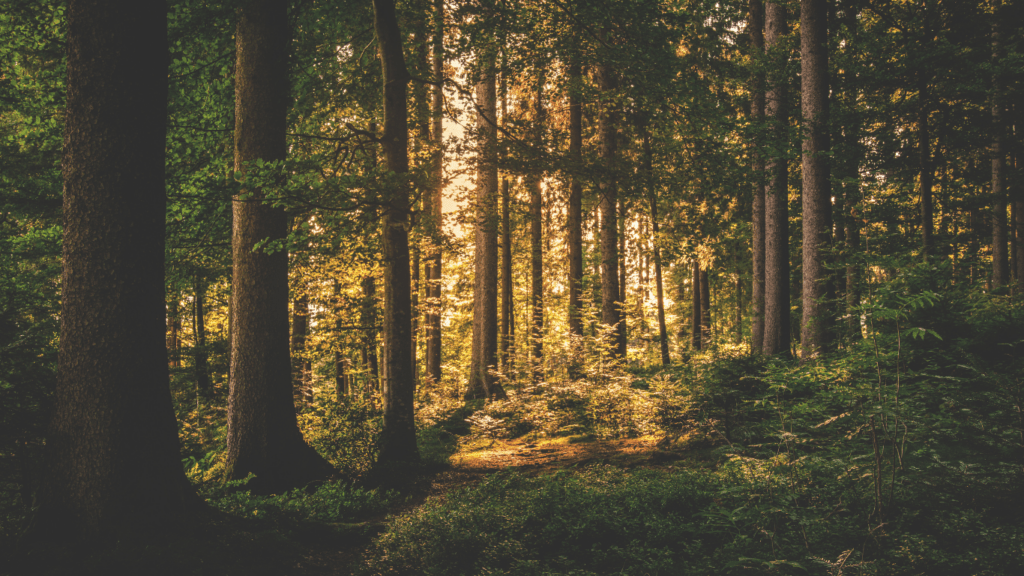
[293,432,719,576]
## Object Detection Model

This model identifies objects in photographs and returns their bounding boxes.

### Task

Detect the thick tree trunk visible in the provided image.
[195,275,211,395]
[749,0,766,353]
[372,0,419,463]
[691,260,702,350]
[37,0,198,541]
[597,63,624,358]
[800,0,831,359]
[425,0,444,386]
[227,0,334,490]
[762,1,790,356]
[991,11,1009,288]
[567,60,584,338]
[467,54,505,400]
[291,296,309,403]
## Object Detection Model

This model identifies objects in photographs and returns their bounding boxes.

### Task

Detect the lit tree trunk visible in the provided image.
[37,0,199,540]
[800,0,831,359]
[195,274,211,395]
[991,7,1009,288]
[597,63,624,358]
[619,199,629,351]
[425,0,444,386]
[762,1,790,356]
[411,241,420,384]
[642,126,670,365]
[227,0,334,489]
[291,296,309,404]
[467,51,505,400]
[691,260,702,350]
[372,0,419,463]
[567,59,584,339]
[749,0,766,353]
[529,73,545,381]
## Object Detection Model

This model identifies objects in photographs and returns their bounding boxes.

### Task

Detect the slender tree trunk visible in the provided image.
[36,0,199,541]
[372,0,419,463]
[762,1,790,356]
[691,260,702,350]
[500,58,514,367]
[1013,137,1024,294]
[749,0,766,353]
[597,63,624,358]
[291,296,309,404]
[411,241,420,385]
[619,199,629,351]
[567,59,584,338]
[735,254,743,344]
[529,73,545,381]
[227,0,333,489]
[195,274,211,395]
[168,297,181,368]
[800,0,831,359]
[361,275,379,389]
[700,266,711,343]
[333,281,348,398]
[425,0,444,386]
[651,200,670,364]
[991,9,1009,288]
[467,52,505,400]
[919,78,933,258]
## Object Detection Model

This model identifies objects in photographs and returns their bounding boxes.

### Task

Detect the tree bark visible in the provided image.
[361,275,379,389]
[227,0,334,489]
[700,266,711,343]
[642,127,670,365]
[800,0,831,359]
[37,0,198,541]
[424,0,444,386]
[168,297,181,368]
[691,260,702,350]
[991,8,1009,288]
[567,59,584,338]
[919,78,933,259]
[291,295,309,404]
[195,274,211,395]
[372,0,419,463]
[749,0,766,353]
[500,58,514,368]
[762,1,790,356]
[467,52,505,400]
[529,72,545,381]
[597,63,624,358]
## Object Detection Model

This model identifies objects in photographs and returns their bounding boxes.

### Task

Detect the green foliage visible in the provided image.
[297,392,383,475]
[203,476,400,524]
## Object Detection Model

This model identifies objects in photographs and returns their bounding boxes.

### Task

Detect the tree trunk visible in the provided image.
[567,60,584,338]
[424,0,444,386]
[800,0,831,359]
[1013,140,1024,294]
[195,274,211,395]
[691,260,702,351]
[37,0,198,541]
[700,266,711,344]
[991,9,1009,288]
[735,254,743,344]
[500,58,514,368]
[227,0,334,489]
[361,275,379,389]
[168,297,181,368]
[749,0,766,353]
[467,52,505,400]
[919,78,933,258]
[619,198,629,351]
[529,73,545,381]
[291,296,309,404]
[651,196,670,365]
[762,1,790,356]
[597,63,624,358]
[372,0,419,463]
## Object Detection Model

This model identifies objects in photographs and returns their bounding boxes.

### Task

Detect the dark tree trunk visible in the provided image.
[749,0,766,353]
[467,52,505,400]
[652,198,670,365]
[361,275,379,388]
[226,0,334,489]
[762,1,790,356]
[168,297,181,368]
[597,63,624,358]
[1014,142,1024,294]
[700,266,711,343]
[735,254,743,344]
[372,0,419,463]
[529,73,545,381]
[37,0,198,541]
[991,11,1009,288]
[567,59,584,339]
[333,282,348,398]
[919,78,933,258]
[195,275,211,395]
[424,0,444,386]
[291,296,309,404]
[691,260,702,350]
[500,60,514,368]
[800,0,831,359]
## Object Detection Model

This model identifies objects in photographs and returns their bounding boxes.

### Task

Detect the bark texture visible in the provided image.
[991,9,1009,288]
[762,1,791,356]
[567,60,584,338]
[39,0,198,541]
[800,0,831,358]
[529,73,545,380]
[424,0,444,385]
[691,260,702,350]
[597,63,624,358]
[227,0,333,488]
[749,0,766,353]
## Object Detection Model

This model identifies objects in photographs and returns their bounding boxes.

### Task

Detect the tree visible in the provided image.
[800,0,831,358]
[597,62,625,358]
[762,1,791,357]
[529,69,546,380]
[34,0,199,540]
[226,0,334,489]
[373,0,419,463]
[567,57,585,339]
[990,3,1009,288]
[467,47,506,400]
[424,0,444,385]
[749,0,766,352]
[691,260,702,350]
